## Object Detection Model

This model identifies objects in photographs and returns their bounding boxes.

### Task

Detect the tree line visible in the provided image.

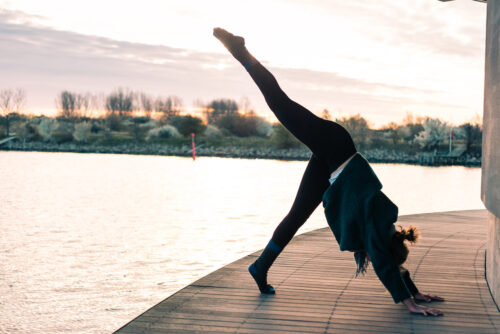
[0,88,482,155]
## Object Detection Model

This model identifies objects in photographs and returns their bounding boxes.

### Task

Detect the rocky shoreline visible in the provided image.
[1,142,481,167]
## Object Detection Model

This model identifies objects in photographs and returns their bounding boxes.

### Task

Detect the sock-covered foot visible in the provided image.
[213,27,251,63]
[249,262,275,294]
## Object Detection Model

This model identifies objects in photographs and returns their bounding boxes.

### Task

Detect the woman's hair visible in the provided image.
[389,225,420,265]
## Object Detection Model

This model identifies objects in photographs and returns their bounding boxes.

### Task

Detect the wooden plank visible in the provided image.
[114,210,500,334]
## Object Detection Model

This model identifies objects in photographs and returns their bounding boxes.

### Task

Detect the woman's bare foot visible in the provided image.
[213,27,251,63]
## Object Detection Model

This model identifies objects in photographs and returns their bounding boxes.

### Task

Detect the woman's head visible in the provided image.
[389,225,420,265]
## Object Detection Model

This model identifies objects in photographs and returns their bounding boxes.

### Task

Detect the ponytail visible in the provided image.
[395,225,420,244]
[390,225,420,265]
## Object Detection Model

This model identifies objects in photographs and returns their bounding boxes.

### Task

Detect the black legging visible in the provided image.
[246,61,357,248]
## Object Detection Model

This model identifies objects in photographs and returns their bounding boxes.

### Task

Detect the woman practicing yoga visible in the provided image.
[213,28,444,316]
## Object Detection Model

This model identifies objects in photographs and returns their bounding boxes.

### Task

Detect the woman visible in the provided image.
[213,28,444,316]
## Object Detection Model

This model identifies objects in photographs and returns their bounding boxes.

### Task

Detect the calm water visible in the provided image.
[0,151,484,333]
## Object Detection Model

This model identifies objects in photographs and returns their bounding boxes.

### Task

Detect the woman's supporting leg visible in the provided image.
[249,155,330,294]
[271,154,330,248]
[213,28,357,172]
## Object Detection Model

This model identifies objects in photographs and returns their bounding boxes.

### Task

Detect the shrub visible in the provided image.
[73,122,91,143]
[271,124,302,149]
[335,114,371,149]
[414,118,448,150]
[169,115,206,137]
[215,112,271,137]
[256,118,273,137]
[52,130,74,144]
[16,122,42,142]
[203,124,222,138]
[457,123,482,153]
[106,113,122,131]
[216,112,254,137]
[91,121,105,133]
[141,119,158,130]
[38,118,58,141]
[125,116,152,141]
[130,116,150,124]
[146,125,182,141]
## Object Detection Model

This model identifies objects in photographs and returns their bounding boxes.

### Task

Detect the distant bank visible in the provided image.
[0,141,481,167]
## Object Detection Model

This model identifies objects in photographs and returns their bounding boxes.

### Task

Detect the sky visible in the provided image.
[0,0,487,127]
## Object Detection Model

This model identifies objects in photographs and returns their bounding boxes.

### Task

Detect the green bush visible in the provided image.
[106,113,123,131]
[91,120,105,133]
[126,116,151,141]
[169,115,206,137]
[52,130,74,144]
[203,124,222,138]
[271,124,302,149]
[38,118,58,141]
[146,125,181,140]
[335,114,371,150]
[73,122,91,143]
[17,123,42,142]
[216,112,260,137]
[129,116,150,124]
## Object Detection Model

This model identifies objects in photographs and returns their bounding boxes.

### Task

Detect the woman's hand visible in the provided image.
[414,292,445,303]
[403,298,443,316]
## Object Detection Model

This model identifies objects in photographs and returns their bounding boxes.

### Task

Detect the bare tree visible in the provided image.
[139,93,154,118]
[89,92,105,117]
[155,96,182,121]
[13,89,26,113]
[239,96,251,113]
[56,91,80,119]
[205,98,238,124]
[77,93,92,118]
[193,98,208,122]
[0,88,26,137]
[105,88,134,116]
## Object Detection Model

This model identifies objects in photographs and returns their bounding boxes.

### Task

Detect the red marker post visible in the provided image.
[191,133,196,160]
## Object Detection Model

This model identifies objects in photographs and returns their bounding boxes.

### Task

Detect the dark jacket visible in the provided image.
[322,153,415,303]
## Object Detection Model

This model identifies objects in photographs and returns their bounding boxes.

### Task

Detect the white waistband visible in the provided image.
[328,167,345,185]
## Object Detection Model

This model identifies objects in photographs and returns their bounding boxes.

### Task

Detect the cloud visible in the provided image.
[375,2,485,58]
[0,8,483,126]
[281,0,485,58]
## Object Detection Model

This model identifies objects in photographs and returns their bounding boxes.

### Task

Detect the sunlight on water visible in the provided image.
[0,151,483,333]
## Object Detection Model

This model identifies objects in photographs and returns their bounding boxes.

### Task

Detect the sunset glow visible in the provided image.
[0,0,487,126]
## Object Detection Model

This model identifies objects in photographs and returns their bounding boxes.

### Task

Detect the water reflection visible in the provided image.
[0,151,483,333]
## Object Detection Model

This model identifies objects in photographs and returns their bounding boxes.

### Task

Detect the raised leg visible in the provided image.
[213,28,356,172]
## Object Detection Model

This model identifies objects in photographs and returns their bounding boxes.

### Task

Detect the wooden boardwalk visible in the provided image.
[115,210,500,333]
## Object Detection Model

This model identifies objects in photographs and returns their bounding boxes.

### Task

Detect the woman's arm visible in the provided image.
[399,267,444,315]
[400,266,419,296]
[401,266,445,302]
